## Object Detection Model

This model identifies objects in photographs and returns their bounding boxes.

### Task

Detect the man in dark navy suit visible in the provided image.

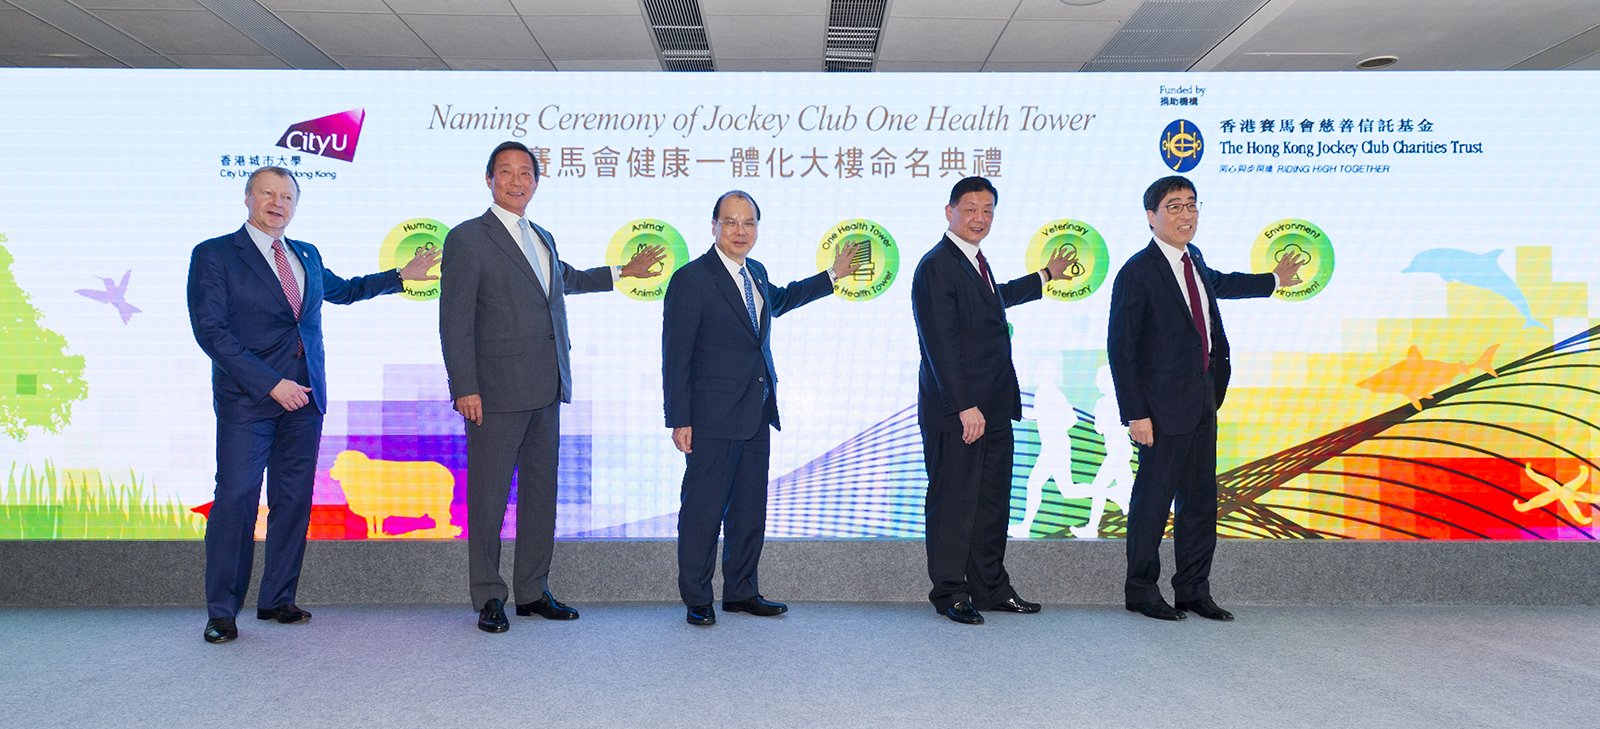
[1108,175,1301,622]
[912,176,1074,625]
[187,166,438,644]
[661,190,860,626]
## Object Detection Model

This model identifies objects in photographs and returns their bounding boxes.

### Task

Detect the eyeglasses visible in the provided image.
[1163,201,1202,214]
[717,218,758,231]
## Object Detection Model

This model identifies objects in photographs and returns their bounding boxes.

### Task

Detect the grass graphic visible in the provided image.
[1,462,203,539]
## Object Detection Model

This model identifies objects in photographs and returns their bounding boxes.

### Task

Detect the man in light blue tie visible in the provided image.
[440,141,664,633]
[661,190,861,626]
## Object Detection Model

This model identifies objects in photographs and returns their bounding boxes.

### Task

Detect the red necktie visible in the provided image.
[975,250,994,292]
[271,239,302,320]
[1181,252,1209,371]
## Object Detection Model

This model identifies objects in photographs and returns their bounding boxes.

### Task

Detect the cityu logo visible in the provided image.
[276,108,365,163]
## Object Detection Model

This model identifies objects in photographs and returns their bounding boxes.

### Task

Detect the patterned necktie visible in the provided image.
[975,250,994,292]
[271,239,301,320]
[517,218,550,294]
[739,266,759,332]
[1181,252,1209,371]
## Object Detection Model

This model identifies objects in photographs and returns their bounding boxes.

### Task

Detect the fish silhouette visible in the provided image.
[1401,248,1545,329]
[75,270,141,324]
[1355,343,1499,410]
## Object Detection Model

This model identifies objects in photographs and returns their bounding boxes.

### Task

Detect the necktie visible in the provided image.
[975,250,994,292]
[740,266,769,401]
[739,266,759,332]
[271,239,301,320]
[517,218,550,294]
[1181,252,1209,371]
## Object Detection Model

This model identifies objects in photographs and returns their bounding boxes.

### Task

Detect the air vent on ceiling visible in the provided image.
[641,0,714,72]
[1082,0,1270,72]
[826,0,887,72]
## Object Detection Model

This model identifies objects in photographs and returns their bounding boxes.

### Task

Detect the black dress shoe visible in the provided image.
[722,595,787,617]
[203,617,238,644]
[1125,598,1186,621]
[686,604,716,626]
[477,598,509,633]
[981,595,1042,613]
[516,590,580,620]
[1176,597,1235,621]
[940,601,985,625]
[256,604,312,624]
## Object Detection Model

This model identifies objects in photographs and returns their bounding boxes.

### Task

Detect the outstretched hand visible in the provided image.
[399,248,442,281]
[620,245,668,278]
[1272,250,1306,286]
[1045,245,1079,283]
[831,241,865,280]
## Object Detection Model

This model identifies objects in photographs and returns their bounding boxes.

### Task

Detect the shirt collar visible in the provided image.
[1152,234,1190,266]
[712,244,749,279]
[489,203,523,229]
[944,230,981,260]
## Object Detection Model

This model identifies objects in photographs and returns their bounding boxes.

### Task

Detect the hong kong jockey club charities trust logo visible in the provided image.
[1159,119,1203,172]
[277,109,365,163]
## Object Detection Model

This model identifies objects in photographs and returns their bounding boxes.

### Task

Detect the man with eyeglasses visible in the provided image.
[662,190,861,626]
[1108,175,1303,622]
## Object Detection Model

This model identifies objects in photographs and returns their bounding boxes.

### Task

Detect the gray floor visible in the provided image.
[3,603,1595,728]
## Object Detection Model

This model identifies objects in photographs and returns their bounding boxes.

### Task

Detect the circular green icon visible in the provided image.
[1251,218,1334,301]
[1025,219,1108,302]
[816,219,899,302]
[380,218,448,302]
[607,219,689,302]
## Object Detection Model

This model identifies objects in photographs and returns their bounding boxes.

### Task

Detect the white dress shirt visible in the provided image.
[245,221,305,297]
[1153,236,1213,356]
[713,244,764,320]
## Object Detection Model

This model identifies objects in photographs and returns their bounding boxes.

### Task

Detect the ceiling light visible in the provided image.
[1357,55,1398,70]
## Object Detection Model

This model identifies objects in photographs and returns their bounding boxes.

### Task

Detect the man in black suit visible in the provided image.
[662,190,860,626]
[911,176,1074,625]
[1107,175,1302,621]
[440,142,663,633]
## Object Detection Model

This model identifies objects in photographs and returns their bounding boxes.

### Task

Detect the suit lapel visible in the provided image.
[480,210,545,296]
[748,259,771,341]
[232,226,297,317]
[936,236,998,306]
[1146,239,1190,315]
[283,238,317,310]
[703,249,760,341]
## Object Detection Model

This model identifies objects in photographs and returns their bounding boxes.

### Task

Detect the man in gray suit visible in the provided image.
[440,141,664,633]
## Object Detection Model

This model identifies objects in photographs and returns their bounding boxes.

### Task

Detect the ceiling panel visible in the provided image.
[877,17,1008,62]
[170,53,290,69]
[527,15,656,60]
[983,61,1087,72]
[401,14,545,59]
[989,19,1120,63]
[1568,51,1600,69]
[510,0,640,15]
[702,0,827,13]
[80,0,202,8]
[387,0,515,14]
[1221,0,1600,71]
[276,11,432,56]
[443,57,558,70]
[1222,51,1360,71]
[551,58,662,70]
[0,9,105,55]
[715,57,822,71]
[2,53,125,67]
[333,54,449,69]
[258,0,389,11]
[876,60,984,71]
[889,0,1019,20]
[705,14,826,58]
[1014,0,1141,20]
[86,9,264,54]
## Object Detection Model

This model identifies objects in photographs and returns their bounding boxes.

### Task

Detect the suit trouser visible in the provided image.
[1124,378,1218,604]
[205,360,321,619]
[466,403,560,610]
[922,424,1018,611]
[676,427,771,606]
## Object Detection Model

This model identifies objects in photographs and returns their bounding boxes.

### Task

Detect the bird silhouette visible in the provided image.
[75,270,141,324]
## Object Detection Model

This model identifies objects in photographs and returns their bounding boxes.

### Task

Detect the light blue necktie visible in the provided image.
[517,218,550,294]
[739,266,759,332]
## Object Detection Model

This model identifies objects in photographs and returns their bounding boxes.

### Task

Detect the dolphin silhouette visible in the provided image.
[1401,248,1545,329]
[75,270,141,324]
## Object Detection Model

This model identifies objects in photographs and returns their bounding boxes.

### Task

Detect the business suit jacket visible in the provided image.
[189,225,401,419]
[911,235,1042,434]
[187,224,399,618]
[661,249,833,439]
[439,209,613,411]
[1106,240,1274,435]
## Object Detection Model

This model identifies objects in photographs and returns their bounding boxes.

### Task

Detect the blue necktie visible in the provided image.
[740,266,759,332]
[517,218,550,294]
